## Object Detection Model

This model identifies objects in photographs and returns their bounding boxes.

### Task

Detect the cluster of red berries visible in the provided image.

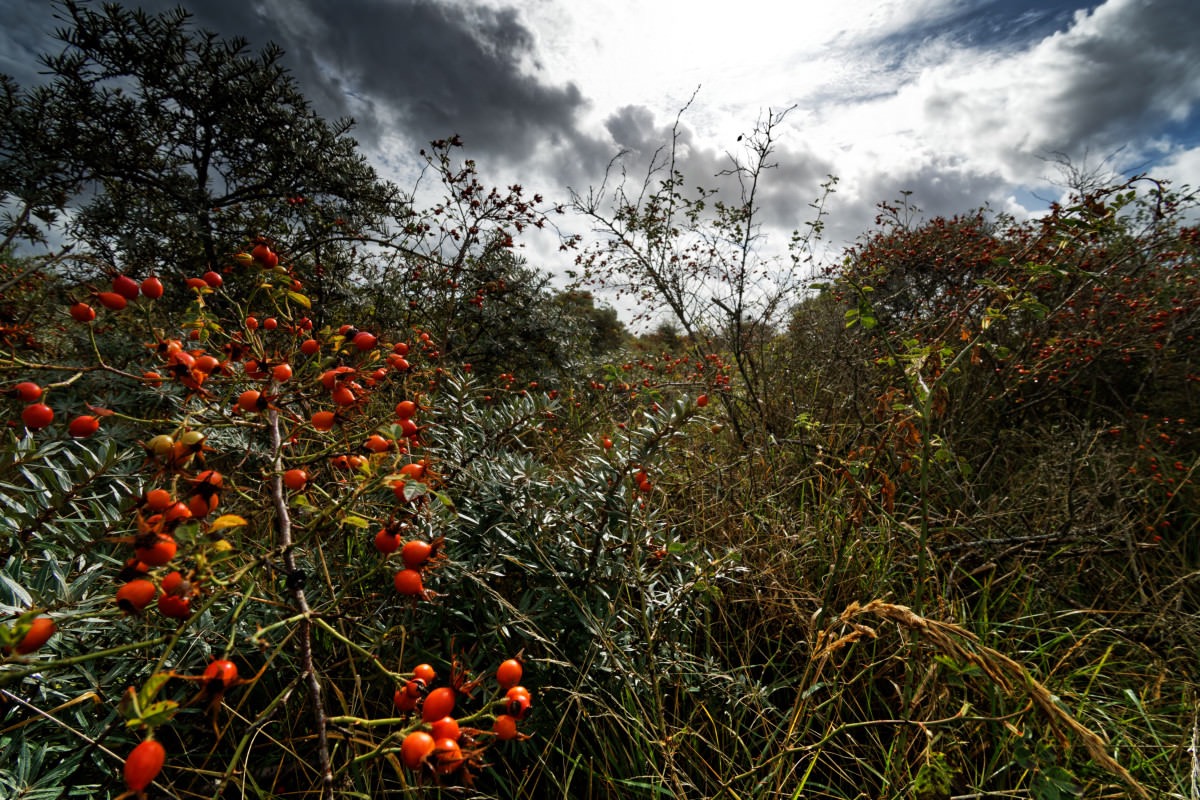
[394,657,532,781]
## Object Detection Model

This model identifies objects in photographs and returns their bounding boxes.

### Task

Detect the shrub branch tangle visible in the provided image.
[0,4,1196,798]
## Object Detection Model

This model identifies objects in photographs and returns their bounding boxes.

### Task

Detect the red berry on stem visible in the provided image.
[496,658,523,690]
[400,731,435,770]
[493,714,519,740]
[401,539,432,570]
[203,658,239,689]
[14,381,42,401]
[282,469,308,491]
[124,739,166,792]
[393,568,424,597]
[135,533,177,566]
[22,403,53,430]
[422,686,456,722]
[140,276,164,298]
[112,275,140,300]
[68,415,100,438]
[96,291,127,310]
[116,579,157,614]
[374,528,401,554]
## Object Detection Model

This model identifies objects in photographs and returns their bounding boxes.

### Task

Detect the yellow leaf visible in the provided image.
[210,514,248,532]
[286,291,311,309]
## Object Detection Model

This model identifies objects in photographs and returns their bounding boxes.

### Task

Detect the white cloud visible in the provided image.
[743,0,1200,246]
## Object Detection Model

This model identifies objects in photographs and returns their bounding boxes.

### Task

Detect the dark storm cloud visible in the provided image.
[1034,0,1200,155]
[0,2,60,86]
[1,0,614,183]
[276,0,602,162]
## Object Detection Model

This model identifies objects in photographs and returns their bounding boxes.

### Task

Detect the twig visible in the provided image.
[268,408,333,798]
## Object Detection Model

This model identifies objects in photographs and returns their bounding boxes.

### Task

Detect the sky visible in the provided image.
[2,0,1199,301]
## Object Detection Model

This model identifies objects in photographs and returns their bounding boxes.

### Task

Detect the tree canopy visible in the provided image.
[0,0,401,277]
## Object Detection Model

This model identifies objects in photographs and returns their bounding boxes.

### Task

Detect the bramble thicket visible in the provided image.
[1,3,1197,799]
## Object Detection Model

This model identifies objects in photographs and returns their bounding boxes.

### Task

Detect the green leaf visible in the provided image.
[0,573,33,607]
[137,672,173,709]
[286,291,312,309]
[912,751,953,800]
[127,699,179,728]
[402,480,428,502]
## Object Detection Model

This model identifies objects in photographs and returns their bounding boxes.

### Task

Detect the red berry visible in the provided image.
[496,658,523,690]
[430,716,461,742]
[192,354,220,374]
[124,739,166,792]
[434,737,464,774]
[96,291,127,310]
[493,713,519,740]
[144,489,172,511]
[112,275,140,300]
[320,366,355,390]
[13,616,56,654]
[251,243,279,269]
[505,685,532,719]
[202,270,223,288]
[393,568,424,597]
[13,381,42,401]
[421,686,456,722]
[401,540,433,570]
[238,389,263,413]
[140,276,164,299]
[22,403,53,430]
[374,528,401,554]
[116,579,157,614]
[203,658,239,689]
[157,593,191,619]
[282,469,308,491]
[135,533,177,566]
[68,415,100,438]
[400,731,435,770]
[394,686,418,712]
[69,302,96,322]
[363,434,391,453]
